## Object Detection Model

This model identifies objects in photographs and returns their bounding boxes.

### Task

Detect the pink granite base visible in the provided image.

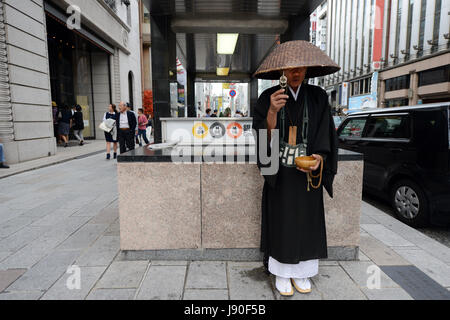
[118,161,363,252]
[118,163,201,250]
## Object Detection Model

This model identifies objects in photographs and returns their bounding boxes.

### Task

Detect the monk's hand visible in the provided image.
[297,154,323,173]
[269,89,289,114]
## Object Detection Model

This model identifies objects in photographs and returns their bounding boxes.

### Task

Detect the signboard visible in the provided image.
[348,72,379,113]
[162,118,254,146]
[229,90,236,98]
[341,82,349,107]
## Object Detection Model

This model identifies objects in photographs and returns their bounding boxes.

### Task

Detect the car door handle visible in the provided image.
[390,147,403,153]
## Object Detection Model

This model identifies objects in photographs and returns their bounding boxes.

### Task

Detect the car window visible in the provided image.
[339,118,367,138]
[365,115,410,139]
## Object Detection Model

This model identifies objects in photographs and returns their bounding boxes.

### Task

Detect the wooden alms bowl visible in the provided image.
[295,156,317,170]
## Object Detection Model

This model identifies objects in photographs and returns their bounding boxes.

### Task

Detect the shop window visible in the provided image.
[365,115,411,139]
[418,65,450,87]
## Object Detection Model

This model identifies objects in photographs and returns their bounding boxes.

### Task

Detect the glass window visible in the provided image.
[418,65,450,87]
[365,115,411,139]
[385,98,409,108]
[385,75,410,92]
[339,118,367,138]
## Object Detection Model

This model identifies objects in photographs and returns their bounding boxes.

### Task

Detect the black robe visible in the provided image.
[252,83,338,264]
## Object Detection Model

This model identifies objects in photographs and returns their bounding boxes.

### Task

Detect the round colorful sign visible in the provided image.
[210,122,226,139]
[192,122,209,139]
[226,122,243,139]
[229,90,236,98]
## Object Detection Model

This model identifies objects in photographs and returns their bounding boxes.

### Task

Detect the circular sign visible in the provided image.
[210,122,226,139]
[192,123,209,139]
[229,90,236,98]
[227,122,243,139]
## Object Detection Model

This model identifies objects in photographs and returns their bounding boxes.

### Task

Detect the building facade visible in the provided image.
[0,0,142,164]
[319,0,449,113]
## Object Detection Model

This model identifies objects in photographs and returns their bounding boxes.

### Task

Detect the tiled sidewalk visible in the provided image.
[0,153,449,300]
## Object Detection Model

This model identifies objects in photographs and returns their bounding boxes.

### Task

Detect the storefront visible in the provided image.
[45,4,113,139]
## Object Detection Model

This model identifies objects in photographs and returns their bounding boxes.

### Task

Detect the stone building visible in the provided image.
[0,0,142,164]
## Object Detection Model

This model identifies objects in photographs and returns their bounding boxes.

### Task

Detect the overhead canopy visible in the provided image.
[144,0,324,80]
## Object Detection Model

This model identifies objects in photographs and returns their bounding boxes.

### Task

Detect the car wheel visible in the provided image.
[390,179,429,227]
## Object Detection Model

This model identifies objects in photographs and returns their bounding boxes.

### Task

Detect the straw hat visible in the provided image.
[253,40,341,79]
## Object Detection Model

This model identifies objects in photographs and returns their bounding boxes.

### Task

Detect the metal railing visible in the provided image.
[382,43,450,69]
[103,0,117,12]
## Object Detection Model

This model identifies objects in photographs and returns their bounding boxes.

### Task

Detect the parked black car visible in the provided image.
[337,103,450,227]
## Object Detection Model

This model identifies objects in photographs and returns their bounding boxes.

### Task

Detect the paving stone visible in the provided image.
[30,209,75,227]
[183,289,229,300]
[0,226,49,252]
[7,249,82,291]
[0,217,90,269]
[150,260,188,266]
[95,261,148,289]
[0,269,27,292]
[319,260,339,266]
[75,236,120,267]
[359,233,411,266]
[136,265,186,300]
[227,262,264,268]
[41,266,106,300]
[56,223,109,250]
[0,216,37,238]
[339,261,400,288]
[88,203,118,225]
[86,288,136,300]
[0,290,43,300]
[103,219,120,236]
[186,261,227,289]
[312,266,367,300]
[0,252,12,263]
[228,264,275,300]
[358,251,371,262]
[361,224,415,247]
[361,287,413,300]
[360,215,378,224]
[393,248,450,287]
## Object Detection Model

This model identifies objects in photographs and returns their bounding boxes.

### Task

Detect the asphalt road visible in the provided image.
[363,193,450,248]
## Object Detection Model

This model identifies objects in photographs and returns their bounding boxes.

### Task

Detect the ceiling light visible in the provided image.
[216,67,230,76]
[217,33,239,55]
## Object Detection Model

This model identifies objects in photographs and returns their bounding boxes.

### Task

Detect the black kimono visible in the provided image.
[252,83,338,265]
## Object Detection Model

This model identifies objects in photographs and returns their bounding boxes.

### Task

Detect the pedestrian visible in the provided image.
[52,101,59,141]
[0,140,9,169]
[211,110,218,118]
[103,104,119,160]
[137,108,149,146]
[58,104,72,148]
[117,101,137,154]
[72,105,85,146]
[127,103,139,145]
[253,40,339,296]
[205,108,212,117]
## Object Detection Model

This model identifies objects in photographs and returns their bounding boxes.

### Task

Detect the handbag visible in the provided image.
[99,118,116,133]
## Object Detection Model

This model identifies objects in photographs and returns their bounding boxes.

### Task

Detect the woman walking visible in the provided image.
[103,104,119,160]
[72,105,85,146]
[137,108,149,146]
[58,105,72,148]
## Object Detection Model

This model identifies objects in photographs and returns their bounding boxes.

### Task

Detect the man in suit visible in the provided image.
[117,101,137,154]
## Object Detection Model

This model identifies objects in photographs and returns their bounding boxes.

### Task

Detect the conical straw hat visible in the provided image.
[253,40,341,79]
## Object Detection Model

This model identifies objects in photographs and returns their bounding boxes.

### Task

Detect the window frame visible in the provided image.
[362,113,412,142]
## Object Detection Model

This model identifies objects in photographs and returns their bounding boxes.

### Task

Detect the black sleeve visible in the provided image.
[253,89,278,188]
